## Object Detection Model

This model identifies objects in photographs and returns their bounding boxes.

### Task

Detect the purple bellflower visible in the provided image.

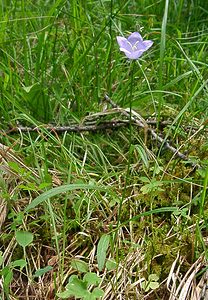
[116,32,153,60]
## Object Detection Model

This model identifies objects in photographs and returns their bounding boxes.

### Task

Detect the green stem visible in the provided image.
[158,0,169,122]
[129,60,135,147]
[195,165,208,259]
[117,60,135,226]
[199,165,208,219]
[107,0,113,95]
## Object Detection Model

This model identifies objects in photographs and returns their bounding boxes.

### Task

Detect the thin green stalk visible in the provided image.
[23,247,32,283]
[107,0,113,95]
[60,138,74,284]
[128,60,135,151]
[46,199,60,258]
[194,165,208,260]
[199,166,208,219]
[46,198,62,293]
[114,60,136,293]
[117,60,135,226]
[158,0,169,121]
[137,60,156,113]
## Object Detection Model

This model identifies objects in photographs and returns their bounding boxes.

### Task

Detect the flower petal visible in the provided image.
[127,32,143,45]
[121,49,145,60]
[142,40,154,50]
[116,36,132,52]
[134,41,146,51]
[117,32,153,60]
[130,50,146,59]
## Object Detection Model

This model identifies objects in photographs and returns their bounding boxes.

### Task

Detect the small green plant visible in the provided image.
[15,230,34,282]
[140,177,164,194]
[57,258,104,299]
[0,250,27,298]
[173,207,189,220]
[57,273,104,299]
[141,273,160,292]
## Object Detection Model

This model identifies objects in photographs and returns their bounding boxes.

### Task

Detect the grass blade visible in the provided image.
[25,184,106,212]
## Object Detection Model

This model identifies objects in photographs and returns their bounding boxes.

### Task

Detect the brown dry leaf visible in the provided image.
[192,267,208,300]
[167,255,206,300]
[48,255,59,266]
[0,197,7,231]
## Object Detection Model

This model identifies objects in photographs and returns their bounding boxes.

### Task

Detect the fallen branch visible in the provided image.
[103,94,201,167]
[2,120,129,134]
[1,95,205,168]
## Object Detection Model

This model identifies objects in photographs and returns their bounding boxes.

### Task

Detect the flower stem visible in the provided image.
[125,60,135,186]
[117,60,135,226]
[129,60,135,148]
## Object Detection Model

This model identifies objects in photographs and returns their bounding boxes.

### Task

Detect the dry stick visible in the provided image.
[2,120,129,134]
[2,119,204,136]
[104,94,199,167]
[2,111,205,135]
[1,96,204,167]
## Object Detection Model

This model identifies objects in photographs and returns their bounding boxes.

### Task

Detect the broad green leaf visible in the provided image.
[149,281,159,290]
[33,266,53,277]
[56,290,73,299]
[38,182,51,189]
[19,183,37,191]
[65,277,89,298]
[71,259,88,273]
[140,185,150,194]
[68,274,79,283]
[11,259,27,269]
[1,267,13,295]
[4,269,13,289]
[83,272,101,286]
[85,289,104,300]
[97,234,110,271]
[91,287,104,298]
[139,176,150,183]
[7,161,21,173]
[106,259,117,271]
[143,281,152,292]
[15,231,33,248]
[25,184,105,212]
[148,274,159,281]
[141,274,160,292]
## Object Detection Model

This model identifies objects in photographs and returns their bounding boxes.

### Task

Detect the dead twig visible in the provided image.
[1,120,129,135]
[1,95,205,168]
[104,94,201,167]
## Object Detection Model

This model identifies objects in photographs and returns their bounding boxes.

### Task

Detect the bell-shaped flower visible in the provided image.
[116,32,153,60]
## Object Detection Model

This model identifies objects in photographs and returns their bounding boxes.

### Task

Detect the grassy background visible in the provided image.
[0,0,208,299]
